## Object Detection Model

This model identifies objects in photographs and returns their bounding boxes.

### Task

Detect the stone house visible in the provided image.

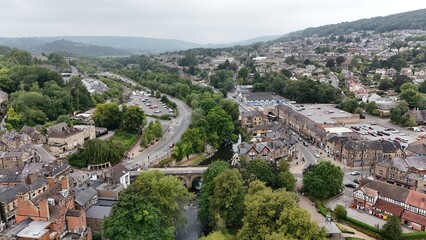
[20,126,46,144]
[0,150,34,170]
[102,164,130,189]
[406,139,426,156]
[47,125,96,155]
[406,108,426,125]
[0,131,31,151]
[238,140,293,161]
[241,110,268,129]
[373,157,419,190]
[0,183,30,226]
[332,139,403,167]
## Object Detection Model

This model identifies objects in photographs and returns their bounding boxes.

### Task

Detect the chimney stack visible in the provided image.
[39,199,50,220]
[60,176,70,190]
[47,177,56,188]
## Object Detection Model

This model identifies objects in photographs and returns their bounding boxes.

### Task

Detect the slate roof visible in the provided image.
[46,122,67,135]
[66,209,81,217]
[0,167,23,183]
[48,128,83,139]
[253,124,274,131]
[407,143,426,155]
[21,161,69,179]
[404,156,426,171]
[111,164,129,184]
[336,139,400,152]
[0,183,29,203]
[86,205,112,219]
[75,187,97,206]
[241,110,266,118]
[29,178,48,190]
[363,180,409,203]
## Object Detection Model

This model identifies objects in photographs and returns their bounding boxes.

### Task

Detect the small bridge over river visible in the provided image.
[130,167,207,189]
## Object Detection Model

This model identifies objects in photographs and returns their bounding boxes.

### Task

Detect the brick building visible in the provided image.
[13,177,91,240]
[353,180,426,231]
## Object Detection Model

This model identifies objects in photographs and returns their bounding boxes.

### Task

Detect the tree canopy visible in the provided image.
[103,170,192,240]
[198,161,230,227]
[237,181,326,240]
[302,161,344,199]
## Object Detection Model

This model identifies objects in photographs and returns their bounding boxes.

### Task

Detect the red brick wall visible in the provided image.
[66,210,87,233]
[16,196,42,223]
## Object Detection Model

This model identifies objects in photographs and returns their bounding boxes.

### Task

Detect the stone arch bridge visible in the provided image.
[130,167,207,189]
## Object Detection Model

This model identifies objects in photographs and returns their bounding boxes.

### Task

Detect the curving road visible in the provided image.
[101,72,192,170]
[125,95,191,169]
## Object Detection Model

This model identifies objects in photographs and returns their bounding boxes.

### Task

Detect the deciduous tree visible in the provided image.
[93,102,122,129]
[302,161,344,199]
[381,215,402,240]
[121,105,146,133]
[198,161,229,226]
[209,169,245,228]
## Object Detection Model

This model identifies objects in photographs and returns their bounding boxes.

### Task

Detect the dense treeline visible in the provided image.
[199,160,325,239]
[0,47,98,128]
[251,72,341,103]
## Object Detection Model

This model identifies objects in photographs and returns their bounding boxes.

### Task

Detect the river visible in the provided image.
[176,199,203,240]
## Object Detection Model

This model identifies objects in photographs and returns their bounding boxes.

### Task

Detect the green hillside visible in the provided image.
[37,39,128,57]
[279,8,426,40]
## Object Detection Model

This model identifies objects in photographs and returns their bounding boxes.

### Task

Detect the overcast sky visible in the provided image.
[1,0,425,44]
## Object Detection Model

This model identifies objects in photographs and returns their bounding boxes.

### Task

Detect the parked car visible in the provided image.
[353,178,360,184]
[154,110,161,113]
[315,154,320,158]
[345,183,357,188]
[351,171,361,176]
[392,130,400,134]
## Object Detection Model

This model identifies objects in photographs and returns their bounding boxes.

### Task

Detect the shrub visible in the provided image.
[334,204,347,221]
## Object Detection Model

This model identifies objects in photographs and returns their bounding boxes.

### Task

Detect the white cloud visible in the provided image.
[0,0,425,43]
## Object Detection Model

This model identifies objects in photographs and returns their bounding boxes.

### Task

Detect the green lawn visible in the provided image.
[110,131,138,152]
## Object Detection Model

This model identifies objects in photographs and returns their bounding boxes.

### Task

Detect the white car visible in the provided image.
[392,130,400,134]
[314,154,320,158]
[399,132,407,136]
[351,171,361,176]
[154,110,161,113]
